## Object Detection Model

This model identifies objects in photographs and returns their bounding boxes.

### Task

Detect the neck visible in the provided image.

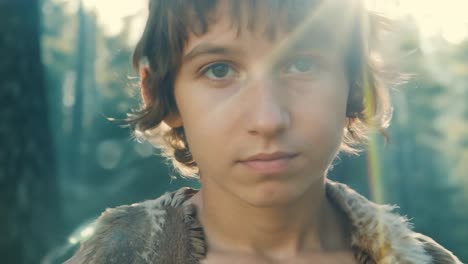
[190,178,351,259]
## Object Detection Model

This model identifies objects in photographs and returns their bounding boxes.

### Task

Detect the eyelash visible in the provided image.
[199,61,238,80]
[281,56,322,75]
[197,55,323,81]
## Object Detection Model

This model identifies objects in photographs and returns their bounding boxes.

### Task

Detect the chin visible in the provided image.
[242,182,304,208]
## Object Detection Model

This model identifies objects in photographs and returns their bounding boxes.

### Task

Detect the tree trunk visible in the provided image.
[0,1,62,263]
[68,1,86,180]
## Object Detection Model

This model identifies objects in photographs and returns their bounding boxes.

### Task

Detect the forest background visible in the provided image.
[1,0,467,263]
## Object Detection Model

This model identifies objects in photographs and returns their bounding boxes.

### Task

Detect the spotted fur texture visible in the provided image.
[64,187,205,264]
[326,181,462,264]
[65,181,462,264]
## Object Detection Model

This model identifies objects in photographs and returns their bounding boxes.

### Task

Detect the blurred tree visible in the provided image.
[380,17,468,260]
[334,16,468,261]
[68,1,87,181]
[0,1,62,263]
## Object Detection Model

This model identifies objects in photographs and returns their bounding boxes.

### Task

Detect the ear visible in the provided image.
[139,65,183,128]
[139,65,152,107]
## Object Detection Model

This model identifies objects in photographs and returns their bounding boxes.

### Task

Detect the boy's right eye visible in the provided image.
[201,62,237,80]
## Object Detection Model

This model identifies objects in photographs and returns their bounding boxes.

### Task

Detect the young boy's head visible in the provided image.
[128,0,391,181]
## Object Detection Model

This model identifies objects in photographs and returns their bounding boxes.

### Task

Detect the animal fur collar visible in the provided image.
[66,179,462,263]
[168,179,435,263]
[172,180,446,263]
[324,180,433,263]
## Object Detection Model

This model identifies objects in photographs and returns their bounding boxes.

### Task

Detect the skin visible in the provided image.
[143,2,357,263]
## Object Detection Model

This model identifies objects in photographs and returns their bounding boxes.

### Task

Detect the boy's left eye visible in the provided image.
[284,57,320,74]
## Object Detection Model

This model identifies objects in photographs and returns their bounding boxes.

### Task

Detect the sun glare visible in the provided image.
[366,0,468,44]
[80,0,467,45]
[82,0,147,36]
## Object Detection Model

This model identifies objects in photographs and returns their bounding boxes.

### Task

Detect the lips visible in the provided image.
[241,152,297,162]
[239,152,298,174]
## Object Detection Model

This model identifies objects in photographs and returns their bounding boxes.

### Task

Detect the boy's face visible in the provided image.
[172,3,349,206]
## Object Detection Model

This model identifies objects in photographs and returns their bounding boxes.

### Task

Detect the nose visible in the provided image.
[245,76,290,138]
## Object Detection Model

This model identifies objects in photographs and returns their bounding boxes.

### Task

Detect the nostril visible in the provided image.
[243,77,290,136]
[247,107,290,137]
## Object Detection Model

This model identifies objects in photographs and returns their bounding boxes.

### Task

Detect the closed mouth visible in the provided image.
[238,152,298,174]
[240,152,298,162]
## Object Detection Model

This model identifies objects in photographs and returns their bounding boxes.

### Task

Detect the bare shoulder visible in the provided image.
[64,187,202,264]
[414,233,463,264]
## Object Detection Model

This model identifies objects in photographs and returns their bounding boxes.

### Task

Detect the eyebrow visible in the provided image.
[183,44,244,63]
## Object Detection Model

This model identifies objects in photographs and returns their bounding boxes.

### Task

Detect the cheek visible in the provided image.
[174,87,231,171]
[293,77,348,149]
[297,74,348,114]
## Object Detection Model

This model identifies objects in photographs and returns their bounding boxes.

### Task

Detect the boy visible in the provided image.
[66,0,461,263]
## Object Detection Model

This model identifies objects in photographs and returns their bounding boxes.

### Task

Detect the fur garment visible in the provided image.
[65,180,462,264]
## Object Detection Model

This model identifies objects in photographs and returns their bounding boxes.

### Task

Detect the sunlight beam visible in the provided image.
[366,0,468,44]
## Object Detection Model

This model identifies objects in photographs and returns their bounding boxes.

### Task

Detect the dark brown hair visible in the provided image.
[126,0,392,177]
